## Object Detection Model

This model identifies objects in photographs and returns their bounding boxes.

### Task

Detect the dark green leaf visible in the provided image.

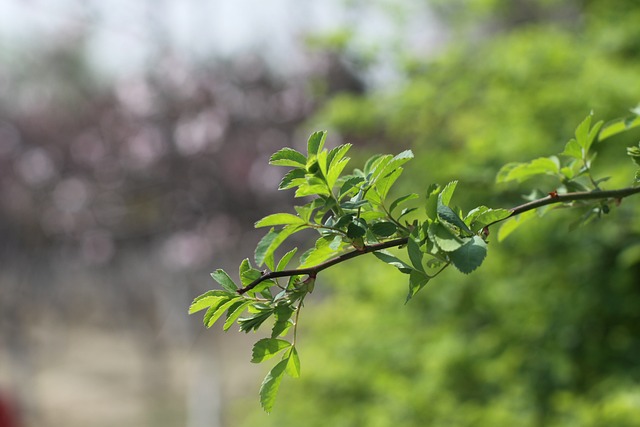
[437,205,473,235]
[407,232,424,272]
[271,305,295,338]
[347,221,366,238]
[238,310,274,333]
[259,359,288,413]
[406,269,430,302]
[373,250,412,274]
[269,148,307,167]
[239,259,262,286]
[449,236,488,274]
[370,221,397,237]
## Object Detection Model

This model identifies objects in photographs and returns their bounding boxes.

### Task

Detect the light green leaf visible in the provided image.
[561,138,583,160]
[449,236,487,274]
[251,338,292,363]
[574,113,592,149]
[307,131,326,156]
[276,248,298,272]
[209,270,238,293]
[255,229,278,267]
[205,297,242,328]
[496,157,560,183]
[223,300,252,331]
[239,259,261,286]
[188,292,229,314]
[468,208,512,232]
[438,181,458,206]
[269,148,307,167]
[259,359,288,413]
[298,236,341,268]
[327,157,350,190]
[369,167,403,205]
[599,115,640,141]
[255,213,306,228]
[285,346,301,378]
[497,210,536,241]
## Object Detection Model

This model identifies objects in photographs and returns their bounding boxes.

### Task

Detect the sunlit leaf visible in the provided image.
[255,213,306,228]
[269,148,307,167]
[259,359,288,413]
[209,270,238,293]
[251,338,292,363]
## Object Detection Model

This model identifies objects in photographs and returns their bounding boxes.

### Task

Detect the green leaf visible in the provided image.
[599,115,640,141]
[574,113,592,150]
[278,168,306,190]
[209,270,238,293]
[496,157,560,183]
[369,167,403,205]
[437,205,473,235]
[238,310,274,333]
[255,229,278,267]
[298,236,342,268]
[251,338,292,363]
[285,346,301,378]
[406,269,430,302]
[205,297,242,328]
[437,181,458,206]
[223,300,252,331]
[449,236,487,274]
[468,208,511,232]
[425,184,441,221]
[407,231,424,272]
[239,259,262,286]
[271,305,295,338]
[428,222,465,252]
[259,359,288,413]
[276,248,298,272]
[255,213,306,228]
[346,221,367,239]
[307,131,326,156]
[561,138,583,160]
[188,291,230,314]
[497,210,536,241]
[370,221,397,237]
[327,157,350,190]
[389,193,419,213]
[373,250,412,274]
[269,148,307,167]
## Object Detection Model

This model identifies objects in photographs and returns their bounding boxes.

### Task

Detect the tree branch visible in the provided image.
[237,185,640,295]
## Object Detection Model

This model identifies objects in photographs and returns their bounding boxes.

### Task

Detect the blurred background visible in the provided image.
[1,1,640,426]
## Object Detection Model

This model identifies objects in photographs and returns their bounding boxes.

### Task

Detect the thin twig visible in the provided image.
[237,185,640,295]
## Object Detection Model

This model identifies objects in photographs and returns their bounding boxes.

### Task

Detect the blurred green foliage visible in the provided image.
[236,0,640,425]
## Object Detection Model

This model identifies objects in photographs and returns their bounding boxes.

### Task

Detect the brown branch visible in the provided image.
[237,185,640,295]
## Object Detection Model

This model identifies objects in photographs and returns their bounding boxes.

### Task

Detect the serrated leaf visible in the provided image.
[271,305,295,338]
[307,131,326,156]
[285,346,301,378]
[327,157,350,190]
[223,300,252,331]
[255,213,306,228]
[205,297,242,328]
[428,222,465,252]
[278,168,306,190]
[437,205,473,235]
[369,167,403,205]
[251,338,292,363]
[449,236,487,274]
[260,359,288,413]
[238,310,273,333]
[373,250,412,274]
[269,148,307,167]
[346,221,367,239]
[209,270,238,293]
[370,221,397,237]
[425,184,441,221]
[188,292,229,314]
